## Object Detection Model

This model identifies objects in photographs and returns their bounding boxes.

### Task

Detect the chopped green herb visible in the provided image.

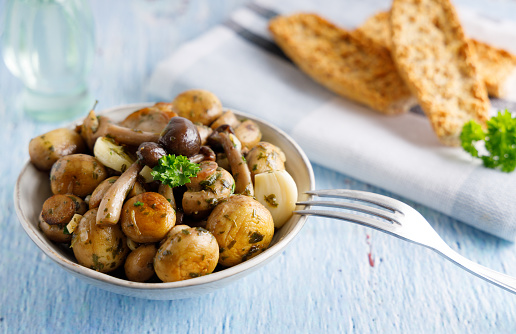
[151,154,201,188]
[206,198,218,207]
[461,110,516,172]
[134,201,144,207]
[92,254,104,271]
[249,232,264,243]
[242,245,260,262]
[264,194,279,207]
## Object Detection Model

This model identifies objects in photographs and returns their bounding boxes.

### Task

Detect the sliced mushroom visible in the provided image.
[81,110,160,150]
[96,162,143,226]
[219,130,254,196]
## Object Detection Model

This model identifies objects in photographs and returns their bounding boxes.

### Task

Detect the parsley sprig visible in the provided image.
[151,154,201,188]
[461,110,516,172]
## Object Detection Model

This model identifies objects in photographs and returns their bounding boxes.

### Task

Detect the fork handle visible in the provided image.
[434,244,516,294]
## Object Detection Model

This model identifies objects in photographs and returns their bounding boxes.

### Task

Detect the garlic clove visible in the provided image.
[254,170,298,228]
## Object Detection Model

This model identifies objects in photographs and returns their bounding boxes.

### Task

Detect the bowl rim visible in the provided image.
[14,103,315,291]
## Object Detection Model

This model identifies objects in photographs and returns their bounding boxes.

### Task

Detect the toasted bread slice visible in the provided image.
[471,40,516,99]
[268,13,415,115]
[356,11,393,50]
[358,10,516,99]
[390,0,490,146]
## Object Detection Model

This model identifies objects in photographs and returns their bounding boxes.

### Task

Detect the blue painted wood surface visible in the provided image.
[1,0,516,333]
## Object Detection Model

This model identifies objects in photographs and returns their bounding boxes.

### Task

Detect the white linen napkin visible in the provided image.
[146,0,516,240]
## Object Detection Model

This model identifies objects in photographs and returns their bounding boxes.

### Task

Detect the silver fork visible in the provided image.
[295,189,516,294]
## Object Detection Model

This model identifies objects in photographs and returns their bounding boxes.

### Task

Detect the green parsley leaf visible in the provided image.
[460,110,516,172]
[151,154,201,188]
[133,201,144,207]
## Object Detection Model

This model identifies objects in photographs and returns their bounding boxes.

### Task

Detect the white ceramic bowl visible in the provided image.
[14,104,315,300]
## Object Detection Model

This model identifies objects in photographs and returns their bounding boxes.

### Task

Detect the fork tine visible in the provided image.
[296,200,401,224]
[306,189,407,212]
[294,209,400,235]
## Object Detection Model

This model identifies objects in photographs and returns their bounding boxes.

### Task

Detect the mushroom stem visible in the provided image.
[219,132,254,196]
[196,124,213,146]
[81,110,160,150]
[189,146,216,164]
[106,123,160,147]
[96,162,143,225]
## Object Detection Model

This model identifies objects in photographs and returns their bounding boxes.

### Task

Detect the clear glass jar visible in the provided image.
[1,0,95,121]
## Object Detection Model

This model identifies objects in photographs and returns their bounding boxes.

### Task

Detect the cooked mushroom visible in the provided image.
[171,89,223,126]
[89,177,118,209]
[215,153,230,171]
[210,110,240,130]
[38,212,72,243]
[206,195,274,267]
[158,117,201,157]
[189,146,216,164]
[234,120,262,149]
[182,161,235,218]
[196,124,213,146]
[119,103,177,133]
[80,110,160,150]
[50,154,108,197]
[137,142,167,168]
[154,226,219,282]
[124,244,157,282]
[246,142,286,181]
[29,128,87,171]
[72,208,129,273]
[89,176,144,209]
[96,162,143,225]
[41,194,87,225]
[218,129,254,196]
[120,192,176,243]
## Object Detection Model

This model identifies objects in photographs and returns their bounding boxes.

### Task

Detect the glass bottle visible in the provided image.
[1,0,95,121]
